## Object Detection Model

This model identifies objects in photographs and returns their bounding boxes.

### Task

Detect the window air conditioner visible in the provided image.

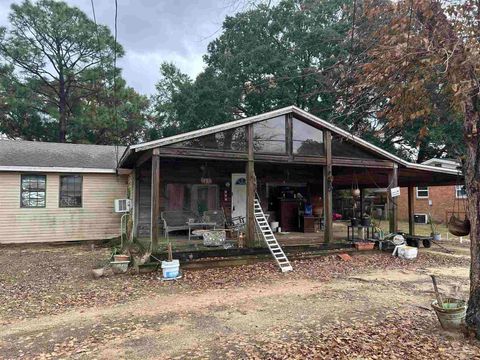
[114,199,131,213]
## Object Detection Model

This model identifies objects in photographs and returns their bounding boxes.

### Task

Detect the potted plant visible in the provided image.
[112,246,130,262]
[361,213,371,227]
[429,217,441,241]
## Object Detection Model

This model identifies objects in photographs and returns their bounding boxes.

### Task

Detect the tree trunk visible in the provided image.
[463,95,480,336]
[58,73,67,143]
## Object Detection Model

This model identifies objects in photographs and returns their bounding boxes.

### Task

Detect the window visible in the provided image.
[59,175,83,207]
[253,116,286,153]
[21,175,46,208]
[167,127,247,152]
[292,118,324,155]
[416,186,429,199]
[455,185,467,199]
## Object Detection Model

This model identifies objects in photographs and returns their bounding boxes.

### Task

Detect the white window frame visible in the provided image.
[416,186,429,199]
[455,185,467,199]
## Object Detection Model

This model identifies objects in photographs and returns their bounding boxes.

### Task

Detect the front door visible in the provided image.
[231,173,247,219]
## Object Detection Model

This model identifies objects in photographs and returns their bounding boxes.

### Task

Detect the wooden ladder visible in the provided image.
[254,197,293,272]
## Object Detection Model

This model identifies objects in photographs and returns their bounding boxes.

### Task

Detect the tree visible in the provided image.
[151,0,353,137]
[0,0,122,142]
[356,0,480,333]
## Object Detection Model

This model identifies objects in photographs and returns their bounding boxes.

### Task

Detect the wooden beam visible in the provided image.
[150,148,160,251]
[388,164,398,233]
[246,124,256,247]
[323,130,333,243]
[408,186,415,235]
[135,149,153,168]
[158,147,248,161]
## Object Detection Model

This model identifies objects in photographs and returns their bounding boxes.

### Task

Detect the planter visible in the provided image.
[351,218,360,227]
[352,188,361,198]
[111,261,129,274]
[431,298,466,330]
[432,233,442,241]
[354,242,375,251]
[361,217,371,227]
[114,254,130,262]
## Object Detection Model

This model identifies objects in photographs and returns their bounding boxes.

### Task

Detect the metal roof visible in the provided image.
[119,106,459,177]
[0,140,126,173]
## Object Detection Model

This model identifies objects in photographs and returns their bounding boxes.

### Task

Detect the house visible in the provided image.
[0,106,460,246]
[118,106,459,249]
[397,158,466,224]
[0,140,128,243]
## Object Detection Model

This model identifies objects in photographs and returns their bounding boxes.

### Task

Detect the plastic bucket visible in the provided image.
[431,298,466,330]
[396,245,418,260]
[161,260,180,279]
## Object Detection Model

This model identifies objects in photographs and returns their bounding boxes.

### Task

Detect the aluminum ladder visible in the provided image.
[254,198,293,272]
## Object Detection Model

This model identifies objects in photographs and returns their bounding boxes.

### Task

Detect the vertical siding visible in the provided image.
[0,172,128,243]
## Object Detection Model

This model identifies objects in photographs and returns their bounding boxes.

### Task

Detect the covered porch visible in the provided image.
[118,106,459,256]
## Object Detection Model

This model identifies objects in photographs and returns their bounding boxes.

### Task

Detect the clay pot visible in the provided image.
[114,254,130,262]
[354,242,375,251]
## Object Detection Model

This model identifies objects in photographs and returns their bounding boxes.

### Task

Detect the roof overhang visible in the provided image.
[0,165,117,174]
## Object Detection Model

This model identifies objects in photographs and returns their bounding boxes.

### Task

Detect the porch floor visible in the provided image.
[139,221,356,253]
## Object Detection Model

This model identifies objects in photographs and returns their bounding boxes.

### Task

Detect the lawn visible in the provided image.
[0,240,477,359]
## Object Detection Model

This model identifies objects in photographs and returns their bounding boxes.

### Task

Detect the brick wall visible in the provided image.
[397,185,466,224]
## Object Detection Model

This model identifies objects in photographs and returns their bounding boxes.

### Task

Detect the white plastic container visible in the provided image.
[270,222,279,232]
[397,245,418,260]
[161,260,180,279]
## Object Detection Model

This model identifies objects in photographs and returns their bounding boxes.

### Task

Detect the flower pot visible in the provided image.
[351,218,360,227]
[111,261,129,274]
[352,188,361,198]
[114,254,130,262]
[432,233,441,241]
[361,217,371,227]
[354,242,375,251]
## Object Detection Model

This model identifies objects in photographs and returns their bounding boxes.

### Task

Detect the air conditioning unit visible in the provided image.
[414,213,428,224]
[114,199,131,213]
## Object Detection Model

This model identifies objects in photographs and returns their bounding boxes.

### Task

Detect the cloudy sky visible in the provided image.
[0,0,245,95]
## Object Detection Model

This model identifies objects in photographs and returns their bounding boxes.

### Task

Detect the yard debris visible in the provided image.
[0,241,476,359]
[337,253,352,261]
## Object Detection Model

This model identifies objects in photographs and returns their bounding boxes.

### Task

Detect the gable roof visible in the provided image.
[0,140,125,173]
[119,105,459,177]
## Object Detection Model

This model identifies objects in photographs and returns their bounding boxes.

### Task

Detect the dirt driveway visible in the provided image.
[0,241,479,359]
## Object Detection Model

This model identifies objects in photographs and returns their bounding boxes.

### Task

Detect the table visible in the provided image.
[347,225,373,242]
[187,222,217,241]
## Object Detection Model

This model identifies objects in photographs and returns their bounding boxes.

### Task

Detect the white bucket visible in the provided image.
[270,221,279,232]
[161,260,180,279]
[397,245,418,260]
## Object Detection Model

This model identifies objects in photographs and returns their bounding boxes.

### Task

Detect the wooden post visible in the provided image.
[408,186,415,235]
[323,130,333,243]
[150,148,160,251]
[388,164,398,233]
[359,188,364,215]
[246,124,256,247]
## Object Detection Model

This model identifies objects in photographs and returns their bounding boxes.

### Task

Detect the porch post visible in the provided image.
[323,130,333,243]
[408,186,415,235]
[246,124,256,247]
[388,164,398,233]
[150,148,160,251]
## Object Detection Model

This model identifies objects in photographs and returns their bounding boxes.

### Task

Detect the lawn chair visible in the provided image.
[226,215,246,239]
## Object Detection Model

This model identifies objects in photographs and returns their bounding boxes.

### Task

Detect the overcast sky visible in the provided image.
[0,0,245,95]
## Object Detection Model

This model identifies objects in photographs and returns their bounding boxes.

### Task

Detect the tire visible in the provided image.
[423,239,432,248]
[407,239,420,248]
